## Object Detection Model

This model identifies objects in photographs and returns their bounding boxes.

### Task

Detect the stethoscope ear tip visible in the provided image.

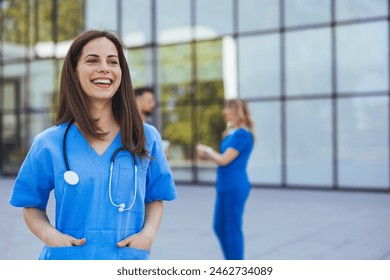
[64,170,80,185]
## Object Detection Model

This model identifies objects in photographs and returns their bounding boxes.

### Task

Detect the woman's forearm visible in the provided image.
[143,200,163,243]
[23,207,56,244]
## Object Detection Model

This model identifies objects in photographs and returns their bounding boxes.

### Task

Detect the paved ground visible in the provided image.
[1,176,390,260]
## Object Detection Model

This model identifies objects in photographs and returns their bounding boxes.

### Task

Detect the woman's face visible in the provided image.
[223,105,236,123]
[76,37,122,105]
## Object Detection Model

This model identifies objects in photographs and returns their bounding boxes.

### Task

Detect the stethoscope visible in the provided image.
[63,120,138,212]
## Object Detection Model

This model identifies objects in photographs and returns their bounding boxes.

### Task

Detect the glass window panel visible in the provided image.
[157,0,191,44]
[3,0,29,60]
[28,112,55,143]
[3,82,16,111]
[29,60,56,109]
[196,103,224,183]
[158,43,193,178]
[195,0,233,40]
[195,40,225,102]
[37,0,53,42]
[1,114,21,174]
[285,0,331,27]
[128,48,153,88]
[338,97,389,189]
[3,62,27,77]
[238,0,279,32]
[248,102,281,185]
[196,40,223,82]
[286,100,333,186]
[286,28,331,96]
[3,63,27,108]
[158,44,192,86]
[337,0,388,21]
[238,34,280,98]
[337,22,388,93]
[57,0,84,42]
[85,0,117,31]
[159,103,194,182]
[122,0,152,47]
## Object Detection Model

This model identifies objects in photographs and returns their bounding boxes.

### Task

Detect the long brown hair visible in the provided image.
[56,30,147,157]
[223,98,255,139]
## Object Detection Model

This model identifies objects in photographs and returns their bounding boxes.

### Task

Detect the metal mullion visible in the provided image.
[280,0,287,188]
[117,0,122,36]
[330,0,338,190]
[388,1,390,191]
[191,0,198,184]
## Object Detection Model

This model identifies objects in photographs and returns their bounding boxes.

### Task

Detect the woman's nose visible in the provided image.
[97,62,109,73]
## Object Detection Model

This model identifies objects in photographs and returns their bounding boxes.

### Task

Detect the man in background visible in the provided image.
[134,86,156,123]
[134,86,170,157]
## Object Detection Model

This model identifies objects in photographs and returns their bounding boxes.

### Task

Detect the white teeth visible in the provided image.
[93,79,111,84]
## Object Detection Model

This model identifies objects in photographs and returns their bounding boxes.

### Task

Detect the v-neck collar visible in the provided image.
[68,123,121,170]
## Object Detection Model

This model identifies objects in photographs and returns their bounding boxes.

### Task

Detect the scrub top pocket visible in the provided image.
[111,161,138,209]
[117,247,150,260]
[40,245,85,260]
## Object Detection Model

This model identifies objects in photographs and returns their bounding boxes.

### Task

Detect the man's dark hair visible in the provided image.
[134,86,154,97]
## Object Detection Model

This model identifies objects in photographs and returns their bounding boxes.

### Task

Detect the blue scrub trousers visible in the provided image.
[213,188,250,260]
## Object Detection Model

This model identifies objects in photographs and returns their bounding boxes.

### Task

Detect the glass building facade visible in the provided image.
[0,0,389,191]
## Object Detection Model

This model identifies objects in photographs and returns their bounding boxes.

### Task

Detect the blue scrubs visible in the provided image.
[214,128,254,260]
[9,123,176,260]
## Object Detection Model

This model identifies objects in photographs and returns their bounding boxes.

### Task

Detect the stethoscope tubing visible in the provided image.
[63,120,138,212]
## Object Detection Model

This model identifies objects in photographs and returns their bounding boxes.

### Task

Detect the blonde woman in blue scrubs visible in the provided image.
[197,99,254,260]
[9,30,176,260]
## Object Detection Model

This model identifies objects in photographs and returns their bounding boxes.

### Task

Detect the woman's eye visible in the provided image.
[109,60,119,65]
[87,59,98,63]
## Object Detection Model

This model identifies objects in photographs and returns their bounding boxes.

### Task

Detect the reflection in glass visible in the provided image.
[286,100,332,186]
[157,0,191,44]
[57,0,84,42]
[128,48,153,88]
[85,0,117,30]
[196,41,223,82]
[196,40,224,101]
[247,102,281,185]
[286,28,331,96]
[158,44,192,85]
[196,103,225,182]
[338,97,389,189]
[160,103,194,181]
[195,0,233,40]
[337,22,388,93]
[337,0,388,21]
[122,0,152,46]
[285,0,331,27]
[238,34,280,98]
[3,0,30,60]
[238,0,279,32]
[158,44,192,172]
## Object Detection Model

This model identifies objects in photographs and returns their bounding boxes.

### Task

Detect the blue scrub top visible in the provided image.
[216,128,254,193]
[9,122,177,260]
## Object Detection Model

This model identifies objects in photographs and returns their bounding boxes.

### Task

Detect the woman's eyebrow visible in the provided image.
[84,54,118,58]
[84,54,99,59]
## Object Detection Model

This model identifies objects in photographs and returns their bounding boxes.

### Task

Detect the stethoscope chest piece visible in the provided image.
[64,170,80,186]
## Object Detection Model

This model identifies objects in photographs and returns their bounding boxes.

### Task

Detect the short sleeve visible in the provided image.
[229,129,252,153]
[9,135,54,210]
[144,126,177,203]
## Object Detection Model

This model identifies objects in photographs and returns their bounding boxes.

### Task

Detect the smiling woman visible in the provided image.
[9,30,177,260]
[76,37,121,106]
